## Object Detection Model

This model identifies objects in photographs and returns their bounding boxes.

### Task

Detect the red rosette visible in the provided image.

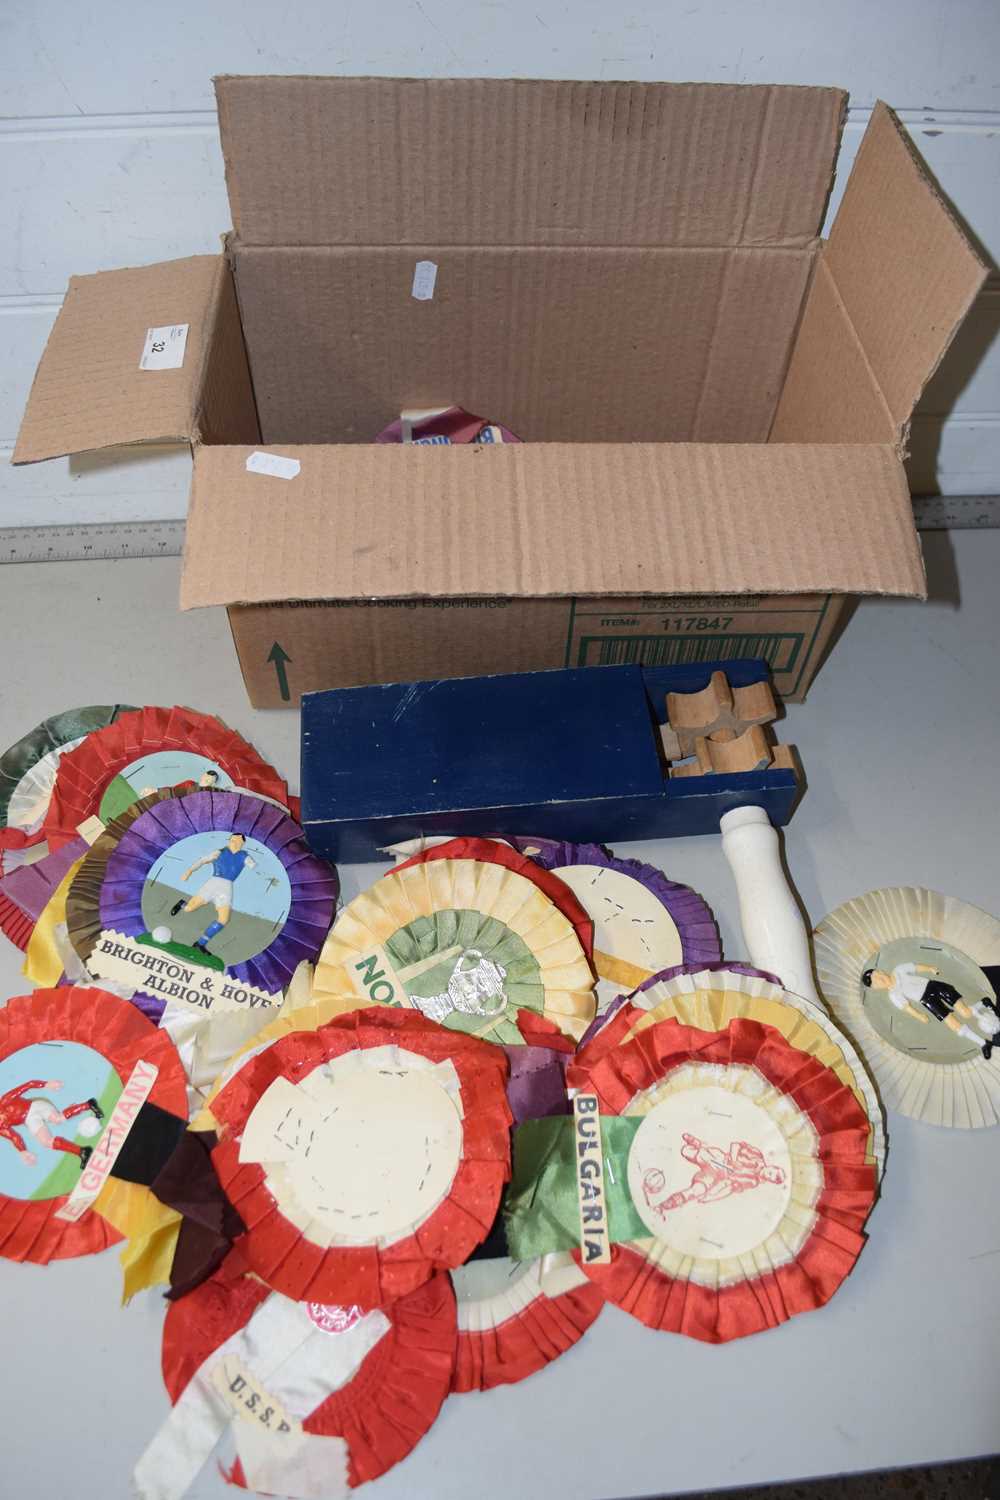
[392,836,595,964]
[1,705,134,861]
[451,1266,604,1393]
[163,1250,457,1489]
[43,707,289,851]
[210,1005,512,1307]
[0,986,188,1264]
[570,1015,878,1343]
[0,886,34,951]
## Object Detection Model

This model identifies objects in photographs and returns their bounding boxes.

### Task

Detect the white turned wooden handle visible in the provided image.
[719,806,823,1008]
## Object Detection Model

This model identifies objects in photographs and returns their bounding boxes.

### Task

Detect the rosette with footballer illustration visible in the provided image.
[815,887,1000,1128]
[561,1003,879,1341]
[0,986,187,1265]
[42,705,289,851]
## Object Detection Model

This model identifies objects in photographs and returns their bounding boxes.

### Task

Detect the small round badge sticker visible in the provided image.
[306,1303,365,1334]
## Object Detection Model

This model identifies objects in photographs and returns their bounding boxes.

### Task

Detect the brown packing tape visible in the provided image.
[180,442,925,611]
[231,244,814,446]
[215,77,846,249]
[13,257,229,465]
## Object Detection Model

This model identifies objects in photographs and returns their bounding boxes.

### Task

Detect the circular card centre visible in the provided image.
[98,751,234,822]
[860,937,999,1065]
[0,1041,122,1202]
[140,830,291,968]
[552,865,682,978]
[272,1059,463,1245]
[627,1084,792,1258]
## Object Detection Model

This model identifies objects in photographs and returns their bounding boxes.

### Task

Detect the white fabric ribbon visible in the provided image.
[380,834,515,864]
[161,958,315,1111]
[133,1293,390,1500]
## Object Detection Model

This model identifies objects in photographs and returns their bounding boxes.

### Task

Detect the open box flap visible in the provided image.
[180,441,925,610]
[13,256,258,465]
[773,103,989,444]
[215,76,846,250]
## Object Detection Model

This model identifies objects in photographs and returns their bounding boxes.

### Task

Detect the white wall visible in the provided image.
[2,0,999,524]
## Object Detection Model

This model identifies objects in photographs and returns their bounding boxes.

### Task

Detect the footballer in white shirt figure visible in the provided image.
[862,960,999,1059]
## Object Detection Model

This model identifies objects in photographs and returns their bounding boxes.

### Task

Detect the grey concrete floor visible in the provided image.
[675,1456,999,1499]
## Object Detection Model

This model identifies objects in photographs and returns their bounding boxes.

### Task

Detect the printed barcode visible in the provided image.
[579,632,805,673]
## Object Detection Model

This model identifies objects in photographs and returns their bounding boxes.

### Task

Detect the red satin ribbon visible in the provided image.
[0,887,34,951]
[0,825,43,852]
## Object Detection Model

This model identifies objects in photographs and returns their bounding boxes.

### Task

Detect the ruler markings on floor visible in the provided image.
[910,494,1000,530]
[0,520,186,562]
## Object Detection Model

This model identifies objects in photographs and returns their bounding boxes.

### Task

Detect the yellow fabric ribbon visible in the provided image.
[21,857,85,986]
[93,1177,183,1304]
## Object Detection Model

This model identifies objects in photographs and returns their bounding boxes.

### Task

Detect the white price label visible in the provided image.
[139,323,189,370]
[411,260,438,301]
[246,451,301,481]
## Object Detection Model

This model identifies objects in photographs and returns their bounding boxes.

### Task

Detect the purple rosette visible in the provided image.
[511,838,721,970]
[634,960,784,994]
[99,790,338,1001]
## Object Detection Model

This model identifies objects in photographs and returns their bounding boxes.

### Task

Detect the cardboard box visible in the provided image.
[14,79,988,708]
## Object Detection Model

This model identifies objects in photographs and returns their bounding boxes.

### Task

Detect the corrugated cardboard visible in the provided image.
[772,102,988,443]
[181,443,923,607]
[769,259,894,443]
[215,77,845,249]
[233,246,814,445]
[230,595,845,712]
[12,79,990,710]
[14,256,257,464]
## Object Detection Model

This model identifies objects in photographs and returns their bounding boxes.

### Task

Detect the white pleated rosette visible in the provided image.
[449,1251,603,1391]
[814,888,1000,1129]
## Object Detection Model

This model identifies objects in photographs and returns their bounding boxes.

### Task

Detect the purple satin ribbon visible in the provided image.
[502,1043,570,1124]
[0,835,89,921]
